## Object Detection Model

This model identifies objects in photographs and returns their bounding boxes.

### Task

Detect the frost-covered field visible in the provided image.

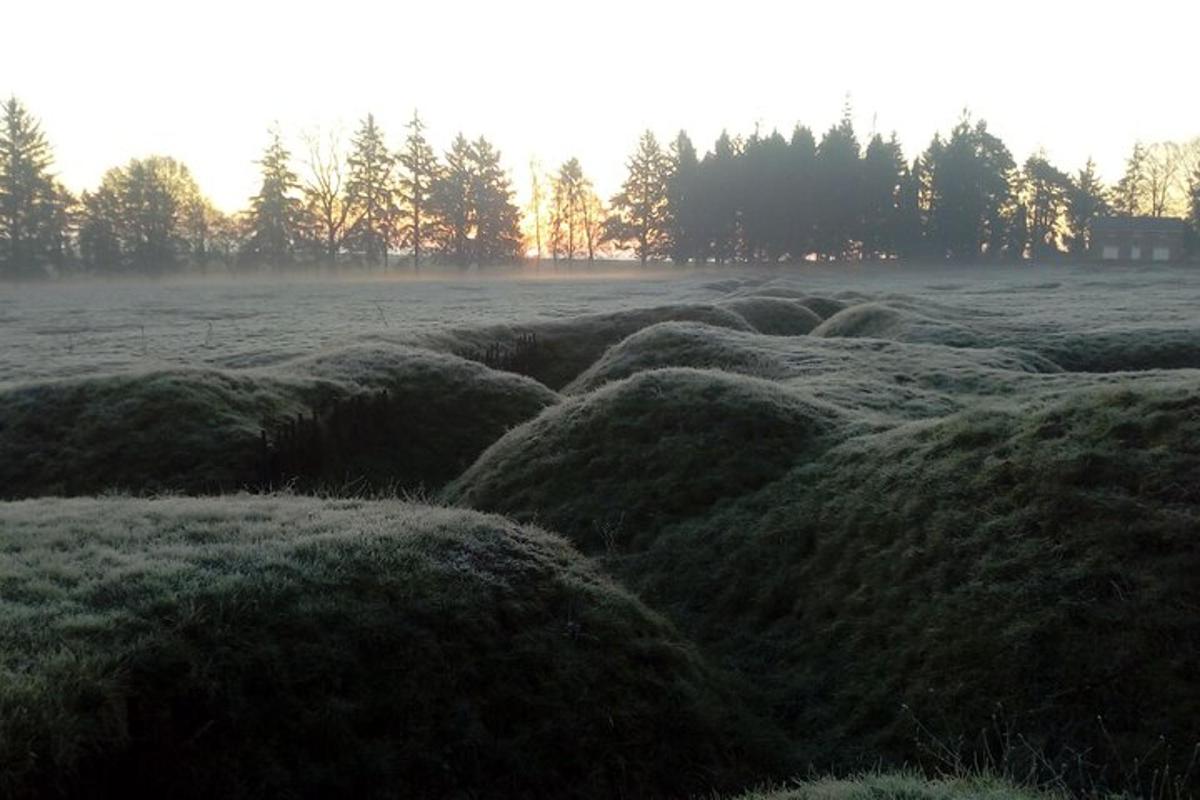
[3,260,1200,799]
[3,261,1198,386]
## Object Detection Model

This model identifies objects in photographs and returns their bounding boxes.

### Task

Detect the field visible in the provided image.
[1,261,1198,799]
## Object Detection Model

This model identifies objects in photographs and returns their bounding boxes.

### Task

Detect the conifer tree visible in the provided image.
[397,110,440,267]
[243,126,302,266]
[606,131,671,266]
[1066,158,1110,254]
[469,136,523,264]
[0,97,72,277]
[1115,142,1148,216]
[860,133,907,259]
[344,113,398,267]
[430,134,522,265]
[667,131,700,263]
[786,125,818,261]
[813,108,862,259]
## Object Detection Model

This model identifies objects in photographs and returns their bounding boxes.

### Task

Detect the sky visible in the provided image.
[3,0,1198,212]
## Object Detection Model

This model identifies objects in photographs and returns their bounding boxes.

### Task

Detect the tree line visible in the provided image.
[2,95,1200,278]
[600,109,1200,265]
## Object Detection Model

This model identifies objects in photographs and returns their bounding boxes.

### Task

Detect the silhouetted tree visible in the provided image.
[924,116,1016,260]
[861,133,907,259]
[430,134,522,265]
[528,159,545,261]
[469,136,523,264]
[1023,153,1072,258]
[786,125,818,261]
[344,114,398,267]
[1189,164,1200,255]
[1066,158,1110,254]
[1115,142,1148,216]
[895,157,926,259]
[431,134,472,264]
[1144,142,1185,217]
[606,130,671,265]
[698,131,739,263]
[549,157,585,261]
[79,156,207,273]
[667,131,701,263]
[813,107,862,259]
[740,129,791,261]
[242,126,303,267]
[580,181,606,263]
[301,129,350,265]
[397,110,440,267]
[0,97,73,278]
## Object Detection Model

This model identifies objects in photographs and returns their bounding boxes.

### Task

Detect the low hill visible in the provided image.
[0,496,786,799]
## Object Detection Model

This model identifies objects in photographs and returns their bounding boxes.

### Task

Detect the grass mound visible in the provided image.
[614,381,1200,796]
[400,303,754,390]
[813,303,983,348]
[719,298,823,336]
[565,323,1059,427]
[1024,326,1200,373]
[796,297,849,320]
[0,345,557,498]
[0,496,785,799]
[565,323,793,394]
[444,368,847,553]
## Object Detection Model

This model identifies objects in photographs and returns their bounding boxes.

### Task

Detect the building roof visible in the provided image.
[1091,215,1189,234]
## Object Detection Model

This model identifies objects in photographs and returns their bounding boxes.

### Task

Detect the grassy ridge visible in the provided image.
[0,496,787,799]
[396,302,756,389]
[445,367,850,553]
[448,348,1200,794]
[0,344,557,498]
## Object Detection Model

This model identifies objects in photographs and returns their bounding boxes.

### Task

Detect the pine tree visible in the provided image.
[243,126,302,267]
[786,125,817,261]
[344,114,398,267]
[0,97,72,278]
[667,131,700,263]
[814,108,862,259]
[860,133,906,259]
[429,135,522,265]
[1115,142,1148,216]
[1066,158,1110,254]
[923,115,1015,261]
[469,137,523,264]
[431,134,473,265]
[699,131,739,264]
[895,157,925,259]
[606,131,671,266]
[397,110,440,267]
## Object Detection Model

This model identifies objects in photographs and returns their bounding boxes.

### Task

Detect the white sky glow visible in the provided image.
[4,0,1198,211]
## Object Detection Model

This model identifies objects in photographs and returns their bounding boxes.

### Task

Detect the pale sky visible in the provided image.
[4,0,1198,212]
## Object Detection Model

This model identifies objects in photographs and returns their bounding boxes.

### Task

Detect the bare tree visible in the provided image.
[580,179,606,263]
[1145,142,1184,218]
[301,128,353,265]
[528,158,544,261]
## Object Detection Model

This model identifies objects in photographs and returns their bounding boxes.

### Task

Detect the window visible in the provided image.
[1102,245,1120,260]
[1153,247,1171,261]
[1131,246,1142,260]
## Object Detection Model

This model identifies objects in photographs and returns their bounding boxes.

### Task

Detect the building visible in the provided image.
[1090,216,1188,262]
